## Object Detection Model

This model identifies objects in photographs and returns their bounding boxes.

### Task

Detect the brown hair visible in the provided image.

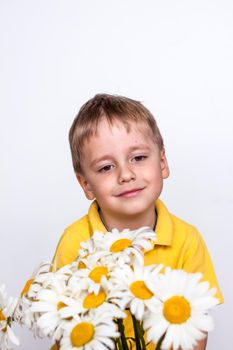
[69,93,164,173]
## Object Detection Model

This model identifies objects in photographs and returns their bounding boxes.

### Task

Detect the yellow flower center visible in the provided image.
[77,254,89,269]
[83,290,106,309]
[130,280,154,299]
[78,261,86,269]
[20,278,34,297]
[110,238,131,252]
[57,301,67,311]
[89,266,108,283]
[163,296,191,324]
[71,322,95,347]
[0,309,6,321]
[78,261,87,270]
[50,343,59,350]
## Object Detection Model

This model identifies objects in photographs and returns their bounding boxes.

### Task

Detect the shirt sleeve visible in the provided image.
[52,228,78,269]
[52,225,91,270]
[182,225,224,304]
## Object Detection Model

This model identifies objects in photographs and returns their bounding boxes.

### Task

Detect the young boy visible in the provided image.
[53,94,223,350]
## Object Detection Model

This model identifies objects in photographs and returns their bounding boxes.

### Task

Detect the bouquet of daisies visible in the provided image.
[1,227,219,350]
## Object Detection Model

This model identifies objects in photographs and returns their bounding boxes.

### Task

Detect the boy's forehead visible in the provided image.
[80,119,156,164]
[78,120,157,170]
[91,118,153,141]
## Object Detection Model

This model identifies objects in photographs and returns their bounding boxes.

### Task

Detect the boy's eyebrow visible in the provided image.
[90,144,151,167]
[128,144,151,152]
[90,155,113,168]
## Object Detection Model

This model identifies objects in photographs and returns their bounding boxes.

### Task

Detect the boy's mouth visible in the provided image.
[116,187,145,198]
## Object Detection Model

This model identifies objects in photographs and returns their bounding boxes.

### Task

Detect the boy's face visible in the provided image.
[77,118,169,224]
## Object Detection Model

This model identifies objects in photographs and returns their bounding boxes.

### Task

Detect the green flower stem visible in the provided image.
[131,314,142,350]
[138,320,146,350]
[115,337,123,350]
[117,319,130,350]
[155,333,166,350]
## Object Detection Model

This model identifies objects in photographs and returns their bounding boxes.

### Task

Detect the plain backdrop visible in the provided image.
[1,0,232,348]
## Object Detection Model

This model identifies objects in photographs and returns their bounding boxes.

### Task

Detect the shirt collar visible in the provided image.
[155,199,173,246]
[88,200,107,233]
[88,199,173,246]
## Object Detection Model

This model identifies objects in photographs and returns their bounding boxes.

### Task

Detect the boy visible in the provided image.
[53,94,223,350]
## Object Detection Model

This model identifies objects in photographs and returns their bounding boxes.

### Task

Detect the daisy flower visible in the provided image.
[78,231,106,259]
[15,261,56,331]
[59,275,126,322]
[143,268,219,350]
[0,284,19,350]
[60,308,119,350]
[20,261,53,301]
[29,277,80,340]
[18,261,74,325]
[70,254,115,295]
[110,261,163,320]
[98,227,156,266]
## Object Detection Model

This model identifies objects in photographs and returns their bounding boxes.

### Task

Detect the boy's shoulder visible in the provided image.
[53,201,106,267]
[64,200,106,237]
[65,214,90,234]
[52,214,91,268]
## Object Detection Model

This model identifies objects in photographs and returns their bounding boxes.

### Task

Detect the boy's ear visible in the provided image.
[76,173,95,200]
[160,149,170,179]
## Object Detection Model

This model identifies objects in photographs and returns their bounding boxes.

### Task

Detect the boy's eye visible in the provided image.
[133,155,147,162]
[98,165,113,172]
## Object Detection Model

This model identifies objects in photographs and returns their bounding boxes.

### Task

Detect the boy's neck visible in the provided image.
[99,208,157,232]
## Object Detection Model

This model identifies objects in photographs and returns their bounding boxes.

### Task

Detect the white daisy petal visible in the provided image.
[5,325,20,346]
[146,317,168,343]
[30,301,55,312]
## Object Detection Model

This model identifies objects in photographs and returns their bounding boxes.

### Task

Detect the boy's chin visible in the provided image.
[114,203,156,216]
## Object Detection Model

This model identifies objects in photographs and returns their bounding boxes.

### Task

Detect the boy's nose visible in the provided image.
[118,164,136,183]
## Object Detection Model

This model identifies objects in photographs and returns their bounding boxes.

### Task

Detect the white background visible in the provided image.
[1,0,232,348]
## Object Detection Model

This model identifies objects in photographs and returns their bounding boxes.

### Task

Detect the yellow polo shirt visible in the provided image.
[53,199,223,303]
[53,199,223,350]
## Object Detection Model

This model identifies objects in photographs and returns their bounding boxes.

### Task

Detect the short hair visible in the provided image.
[69,93,164,174]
